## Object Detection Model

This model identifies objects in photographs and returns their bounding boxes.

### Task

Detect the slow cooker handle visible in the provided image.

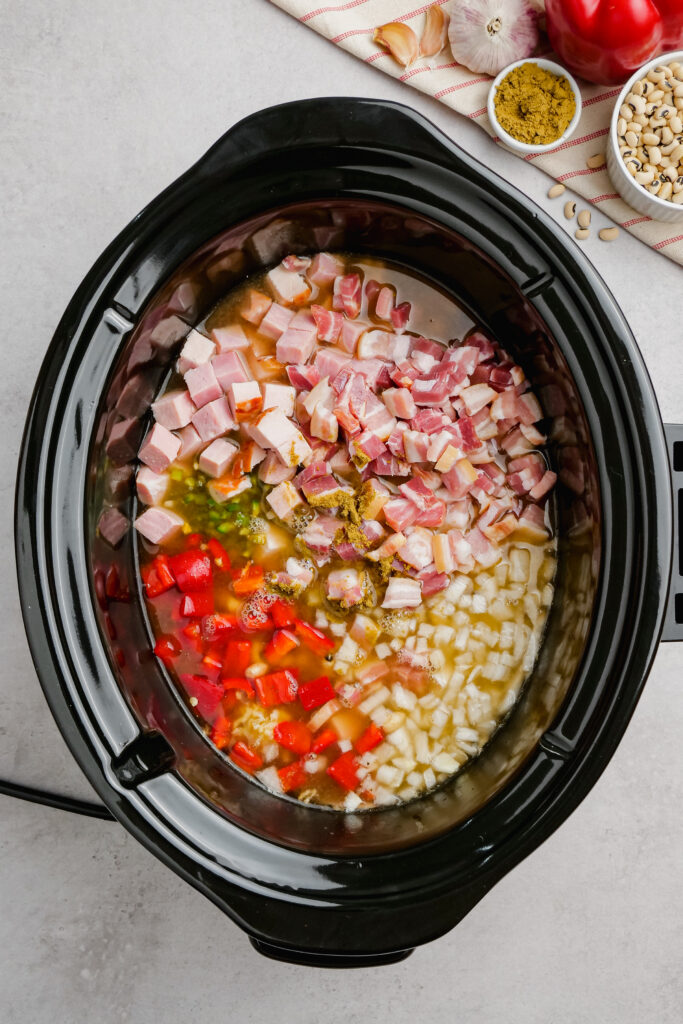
[249,937,413,968]
[194,97,468,179]
[663,423,683,642]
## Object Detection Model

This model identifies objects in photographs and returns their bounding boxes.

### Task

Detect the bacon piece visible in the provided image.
[382,577,422,609]
[258,302,295,340]
[466,331,496,361]
[449,415,480,452]
[418,569,449,596]
[267,264,311,306]
[350,430,387,466]
[432,533,454,573]
[387,425,406,457]
[411,373,452,407]
[382,388,417,420]
[390,301,411,332]
[326,568,364,606]
[403,430,430,463]
[411,409,445,433]
[300,474,342,502]
[267,480,304,521]
[258,451,296,485]
[339,318,368,354]
[282,254,311,272]
[414,502,445,528]
[375,286,394,321]
[399,527,434,570]
[466,527,500,567]
[314,347,351,380]
[370,454,410,476]
[529,470,557,501]
[308,252,345,286]
[367,532,406,561]
[301,514,340,556]
[441,458,478,499]
[287,363,320,390]
[311,304,343,344]
[332,273,362,318]
[514,503,549,542]
[383,498,419,532]
[240,290,272,326]
[276,326,317,365]
[461,383,497,415]
[443,345,479,375]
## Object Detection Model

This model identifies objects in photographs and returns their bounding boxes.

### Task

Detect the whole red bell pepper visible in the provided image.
[546,0,683,85]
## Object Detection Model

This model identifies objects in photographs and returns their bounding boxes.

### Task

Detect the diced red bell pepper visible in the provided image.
[202,645,224,673]
[273,720,312,756]
[295,619,336,656]
[224,638,251,676]
[153,634,181,664]
[271,599,296,628]
[221,676,255,698]
[186,532,202,548]
[298,675,335,711]
[179,592,214,617]
[327,751,359,792]
[201,613,238,642]
[360,788,375,804]
[238,592,273,632]
[169,550,212,593]
[222,691,238,713]
[142,554,175,598]
[312,727,338,754]
[354,722,384,755]
[253,674,281,708]
[182,622,203,653]
[273,669,299,704]
[179,673,223,720]
[278,760,306,793]
[231,740,263,772]
[264,628,299,662]
[232,563,264,596]
[208,537,231,572]
[210,715,232,750]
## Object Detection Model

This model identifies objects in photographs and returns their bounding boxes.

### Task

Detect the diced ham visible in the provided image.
[282,254,311,272]
[403,430,430,463]
[98,508,129,548]
[461,383,497,415]
[176,423,203,460]
[326,568,364,606]
[287,364,320,390]
[383,498,419,532]
[399,527,434,570]
[382,387,417,420]
[191,397,236,442]
[332,273,362,318]
[275,431,312,468]
[267,264,311,306]
[418,569,449,596]
[228,381,262,419]
[249,407,298,449]
[301,514,339,556]
[267,480,304,521]
[134,507,184,545]
[240,290,272,325]
[198,438,238,477]
[301,474,341,502]
[276,327,317,365]
[211,324,249,353]
[390,302,411,332]
[307,252,345,287]
[339,319,368,354]
[441,458,478,499]
[311,304,343,344]
[311,404,339,443]
[152,389,196,430]
[138,423,181,473]
[259,451,296,485]
[184,363,222,408]
[258,302,295,340]
[208,476,252,504]
[261,382,296,417]
[529,470,557,501]
[178,330,216,375]
[370,454,410,476]
[136,467,168,506]
[234,441,266,472]
[350,430,387,466]
[212,351,251,390]
[314,347,351,380]
[382,577,422,609]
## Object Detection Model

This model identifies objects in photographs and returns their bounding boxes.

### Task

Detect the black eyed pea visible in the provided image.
[659,181,673,200]
[645,179,662,195]
[670,143,683,163]
[628,94,646,114]
[625,130,639,148]
[670,115,683,133]
[659,156,673,169]
[643,145,662,165]
[620,103,633,119]
[642,131,660,146]
[673,191,683,204]
[618,117,628,136]
[626,120,642,134]
[575,228,590,240]
[633,80,645,96]
[635,167,656,185]
[660,126,675,145]
[633,113,649,127]
[655,106,672,119]
[564,200,576,220]
[577,210,591,229]
[649,88,665,102]
[625,158,642,176]
[675,84,683,97]
[662,166,678,181]
[661,139,678,155]
[598,227,620,241]
[673,177,683,193]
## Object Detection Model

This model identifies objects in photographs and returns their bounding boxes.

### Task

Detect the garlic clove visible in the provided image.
[419,5,449,58]
[373,22,419,68]
[446,0,540,77]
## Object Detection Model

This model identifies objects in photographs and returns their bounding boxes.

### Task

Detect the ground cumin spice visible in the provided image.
[494,62,576,145]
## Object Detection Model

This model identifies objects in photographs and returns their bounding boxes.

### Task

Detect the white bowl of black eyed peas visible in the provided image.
[607,50,683,223]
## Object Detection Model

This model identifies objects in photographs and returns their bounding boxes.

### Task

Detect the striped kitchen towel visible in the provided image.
[268,0,683,266]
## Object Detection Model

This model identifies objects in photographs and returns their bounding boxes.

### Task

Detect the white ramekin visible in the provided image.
[487,58,582,155]
[606,49,683,224]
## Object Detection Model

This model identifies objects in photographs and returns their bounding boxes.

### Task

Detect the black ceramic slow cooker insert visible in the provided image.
[15,98,683,967]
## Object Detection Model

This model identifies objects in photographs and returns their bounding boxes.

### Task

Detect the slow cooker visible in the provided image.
[15,98,683,967]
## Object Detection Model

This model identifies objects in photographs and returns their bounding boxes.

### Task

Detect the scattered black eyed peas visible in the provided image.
[618,61,683,205]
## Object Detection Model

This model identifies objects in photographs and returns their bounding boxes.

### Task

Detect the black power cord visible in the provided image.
[0,778,115,820]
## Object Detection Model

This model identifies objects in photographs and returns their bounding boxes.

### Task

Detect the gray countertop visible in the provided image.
[1,2,682,1021]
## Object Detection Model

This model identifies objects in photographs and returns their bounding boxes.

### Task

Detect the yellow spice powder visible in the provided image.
[494,63,576,146]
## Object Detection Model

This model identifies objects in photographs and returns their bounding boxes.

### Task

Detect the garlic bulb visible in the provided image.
[447,0,540,76]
